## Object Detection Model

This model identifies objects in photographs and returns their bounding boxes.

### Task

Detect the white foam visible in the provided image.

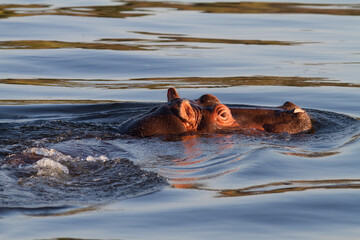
[35,158,69,177]
[25,147,72,161]
[86,155,109,162]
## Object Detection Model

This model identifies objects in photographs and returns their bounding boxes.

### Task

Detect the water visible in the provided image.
[1,0,360,239]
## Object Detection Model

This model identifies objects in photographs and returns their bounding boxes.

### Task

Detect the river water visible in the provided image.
[0,0,360,239]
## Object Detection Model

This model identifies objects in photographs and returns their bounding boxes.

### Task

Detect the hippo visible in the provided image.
[119,88,312,137]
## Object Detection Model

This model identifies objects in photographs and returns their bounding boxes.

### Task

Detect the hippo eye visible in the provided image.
[219,110,228,119]
[216,106,228,118]
[213,104,237,127]
[214,104,231,121]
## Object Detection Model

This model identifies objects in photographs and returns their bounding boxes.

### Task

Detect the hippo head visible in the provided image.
[119,87,312,137]
[119,88,238,137]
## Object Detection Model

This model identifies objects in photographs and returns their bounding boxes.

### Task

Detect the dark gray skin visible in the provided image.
[119,88,312,137]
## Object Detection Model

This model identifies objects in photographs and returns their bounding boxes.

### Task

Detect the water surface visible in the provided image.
[0,0,359,239]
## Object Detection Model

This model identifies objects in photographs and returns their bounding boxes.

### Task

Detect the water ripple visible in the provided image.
[2,2,360,19]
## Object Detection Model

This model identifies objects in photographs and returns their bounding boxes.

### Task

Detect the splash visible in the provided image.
[25,147,73,162]
[0,145,167,208]
[35,158,69,177]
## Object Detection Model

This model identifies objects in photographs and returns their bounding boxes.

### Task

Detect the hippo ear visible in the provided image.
[197,94,221,107]
[179,100,196,126]
[214,104,236,126]
[167,87,180,102]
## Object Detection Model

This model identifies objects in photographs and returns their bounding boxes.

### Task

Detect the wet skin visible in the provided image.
[119,88,312,137]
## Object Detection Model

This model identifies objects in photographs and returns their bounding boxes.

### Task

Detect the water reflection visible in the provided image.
[1,2,360,19]
[163,135,360,198]
[41,238,109,240]
[0,27,311,51]
[1,76,358,90]
[0,205,99,217]
[0,40,149,51]
[218,179,360,197]
[0,99,118,105]
[102,32,306,46]
[25,205,100,217]
[280,150,340,158]
[164,134,360,196]
[167,134,240,189]
[0,37,304,52]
